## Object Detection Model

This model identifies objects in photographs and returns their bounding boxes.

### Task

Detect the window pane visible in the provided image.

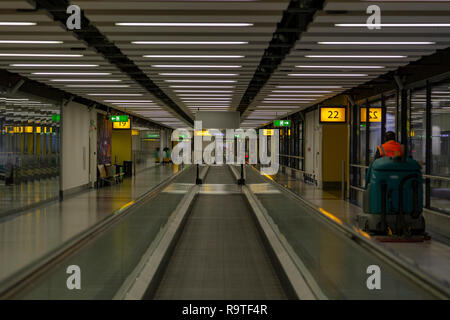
[410,88,426,165]
[385,94,397,133]
[429,82,450,214]
[368,101,382,162]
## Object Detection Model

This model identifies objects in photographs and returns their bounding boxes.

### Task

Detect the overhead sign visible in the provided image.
[360,107,382,123]
[263,129,274,136]
[113,119,131,129]
[145,133,160,139]
[110,115,129,122]
[51,114,60,122]
[319,107,347,124]
[195,130,211,137]
[274,120,291,127]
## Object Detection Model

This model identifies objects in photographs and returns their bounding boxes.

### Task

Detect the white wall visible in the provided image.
[304,109,322,187]
[61,101,90,192]
[89,109,98,187]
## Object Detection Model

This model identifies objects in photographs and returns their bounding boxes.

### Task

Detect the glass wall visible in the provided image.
[0,93,61,216]
[368,100,383,162]
[410,88,427,165]
[429,81,450,214]
[385,93,397,133]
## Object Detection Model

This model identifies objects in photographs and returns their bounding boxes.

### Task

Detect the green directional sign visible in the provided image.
[274,120,291,127]
[51,114,60,122]
[146,133,160,139]
[110,115,129,122]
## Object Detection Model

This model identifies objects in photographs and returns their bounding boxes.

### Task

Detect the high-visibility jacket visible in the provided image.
[377,140,404,158]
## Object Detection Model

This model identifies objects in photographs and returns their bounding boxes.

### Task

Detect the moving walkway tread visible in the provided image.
[151,194,287,300]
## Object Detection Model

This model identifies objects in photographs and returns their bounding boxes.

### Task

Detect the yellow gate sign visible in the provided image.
[262,129,274,136]
[319,107,347,123]
[113,119,131,129]
[361,108,382,123]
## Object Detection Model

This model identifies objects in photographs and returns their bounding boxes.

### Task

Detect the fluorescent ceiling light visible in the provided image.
[296,65,384,69]
[0,40,63,44]
[152,65,241,68]
[87,93,143,96]
[159,73,238,76]
[0,53,83,57]
[165,80,236,83]
[33,72,111,75]
[258,105,301,108]
[133,41,247,45]
[114,103,160,110]
[336,23,450,27]
[116,23,253,27]
[50,79,121,82]
[272,90,333,93]
[264,98,315,101]
[289,73,368,77]
[170,85,234,88]
[112,102,156,105]
[263,100,311,103]
[277,86,342,88]
[188,106,230,108]
[174,90,233,93]
[11,64,98,67]
[0,22,36,26]
[306,55,406,59]
[269,94,323,97]
[318,41,435,45]
[182,100,231,102]
[178,94,232,97]
[66,85,130,88]
[144,55,244,58]
[104,100,153,103]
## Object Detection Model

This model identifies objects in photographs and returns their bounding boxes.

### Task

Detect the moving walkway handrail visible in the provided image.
[249,165,450,299]
[350,163,369,169]
[0,165,192,299]
[279,154,305,160]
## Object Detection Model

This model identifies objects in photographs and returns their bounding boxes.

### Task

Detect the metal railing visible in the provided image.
[279,154,305,160]
[423,174,450,182]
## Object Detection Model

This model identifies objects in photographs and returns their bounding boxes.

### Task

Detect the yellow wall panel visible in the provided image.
[112,129,132,165]
[322,124,348,183]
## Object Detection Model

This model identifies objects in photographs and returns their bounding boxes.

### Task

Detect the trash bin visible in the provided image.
[123,161,133,177]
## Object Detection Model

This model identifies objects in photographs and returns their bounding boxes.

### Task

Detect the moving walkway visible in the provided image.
[0,165,448,300]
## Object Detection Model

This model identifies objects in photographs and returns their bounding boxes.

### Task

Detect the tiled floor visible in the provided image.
[257,167,450,287]
[0,164,182,284]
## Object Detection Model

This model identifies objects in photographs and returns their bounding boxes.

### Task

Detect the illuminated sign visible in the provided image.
[51,114,60,122]
[145,134,160,139]
[25,126,33,133]
[319,107,347,123]
[274,120,291,127]
[195,130,211,137]
[132,129,139,136]
[360,107,382,123]
[113,119,131,129]
[263,129,274,136]
[110,115,129,122]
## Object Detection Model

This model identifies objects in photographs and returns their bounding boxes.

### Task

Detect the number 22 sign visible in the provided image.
[319,107,347,124]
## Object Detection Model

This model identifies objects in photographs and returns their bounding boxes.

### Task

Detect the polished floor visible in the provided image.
[0,164,182,285]
[0,178,60,218]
